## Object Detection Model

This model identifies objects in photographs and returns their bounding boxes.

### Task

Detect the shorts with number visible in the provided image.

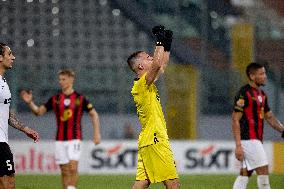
[55,139,82,165]
[0,142,15,176]
[136,140,179,183]
[241,139,268,171]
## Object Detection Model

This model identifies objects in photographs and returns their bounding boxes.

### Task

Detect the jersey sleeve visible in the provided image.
[82,97,94,112]
[233,88,248,112]
[264,94,270,113]
[44,97,53,112]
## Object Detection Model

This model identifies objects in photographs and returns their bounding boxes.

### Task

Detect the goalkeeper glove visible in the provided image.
[152,25,173,52]
[282,130,284,139]
[163,29,173,52]
[152,25,165,46]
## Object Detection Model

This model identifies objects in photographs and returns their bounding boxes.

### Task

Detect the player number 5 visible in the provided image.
[6,160,12,171]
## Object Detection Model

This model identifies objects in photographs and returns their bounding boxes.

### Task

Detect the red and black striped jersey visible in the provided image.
[44,91,93,141]
[233,84,270,141]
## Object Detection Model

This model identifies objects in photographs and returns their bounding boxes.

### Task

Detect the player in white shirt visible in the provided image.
[0,43,39,189]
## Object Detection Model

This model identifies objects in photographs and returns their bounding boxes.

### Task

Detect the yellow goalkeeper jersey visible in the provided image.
[131,74,169,148]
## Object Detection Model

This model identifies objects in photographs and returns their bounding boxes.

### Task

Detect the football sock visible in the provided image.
[257,175,271,189]
[233,176,249,189]
[67,186,76,189]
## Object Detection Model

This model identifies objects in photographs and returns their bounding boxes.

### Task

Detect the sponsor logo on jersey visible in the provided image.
[60,108,73,122]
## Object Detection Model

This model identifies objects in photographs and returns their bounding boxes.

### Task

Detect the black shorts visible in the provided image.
[0,142,15,176]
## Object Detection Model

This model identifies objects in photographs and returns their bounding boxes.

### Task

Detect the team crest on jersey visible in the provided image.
[64,98,71,106]
[236,98,245,107]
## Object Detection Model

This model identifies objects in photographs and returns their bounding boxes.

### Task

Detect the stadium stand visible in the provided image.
[1,0,284,140]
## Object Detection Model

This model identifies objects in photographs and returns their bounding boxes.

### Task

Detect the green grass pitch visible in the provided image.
[15,174,284,189]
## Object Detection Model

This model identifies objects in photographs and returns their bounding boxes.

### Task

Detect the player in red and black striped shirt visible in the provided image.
[44,90,93,141]
[232,63,284,189]
[21,69,101,189]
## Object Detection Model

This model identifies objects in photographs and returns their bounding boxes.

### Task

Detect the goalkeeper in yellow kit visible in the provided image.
[127,26,180,189]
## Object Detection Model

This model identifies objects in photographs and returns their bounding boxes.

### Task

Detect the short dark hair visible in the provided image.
[0,43,7,56]
[246,62,265,79]
[58,69,75,78]
[127,51,143,73]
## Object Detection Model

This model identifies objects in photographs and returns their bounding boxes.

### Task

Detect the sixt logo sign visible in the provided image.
[90,144,138,169]
[185,145,233,169]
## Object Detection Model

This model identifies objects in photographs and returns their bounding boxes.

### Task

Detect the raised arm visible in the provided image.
[157,51,170,76]
[9,110,39,142]
[148,26,173,84]
[232,111,244,161]
[20,90,47,116]
[145,46,164,85]
[265,111,284,138]
[89,108,101,145]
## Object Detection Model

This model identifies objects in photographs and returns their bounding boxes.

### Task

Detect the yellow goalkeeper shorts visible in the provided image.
[135,140,179,183]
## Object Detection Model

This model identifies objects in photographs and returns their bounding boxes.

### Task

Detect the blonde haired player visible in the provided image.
[127,26,180,189]
[21,69,101,189]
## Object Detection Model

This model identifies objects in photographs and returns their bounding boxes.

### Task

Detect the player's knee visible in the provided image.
[60,165,69,177]
[172,180,180,189]
[164,179,180,189]
[69,161,78,174]
[257,175,270,189]
[255,165,269,175]
[240,169,253,177]
[5,181,15,189]
[69,165,78,175]
[5,175,15,189]
[132,180,150,189]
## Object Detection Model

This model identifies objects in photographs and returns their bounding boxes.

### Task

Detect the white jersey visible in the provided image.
[0,75,11,143]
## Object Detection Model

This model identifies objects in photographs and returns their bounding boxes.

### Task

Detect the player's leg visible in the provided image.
[60,164,70,189]
[141,141,179,186]
[233,140,254,189]
[67,160,79,189]
[132,150,150,189]
[0,143,16,189]
[66,140,81,189]
[55,141,70,189]
[0,176,4,189]
[163,178,180,189]
[255,165,270,189]
[132,180,150,189]
[0,174,15,189]
[247,140,270,189]
[233,168,252,189]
